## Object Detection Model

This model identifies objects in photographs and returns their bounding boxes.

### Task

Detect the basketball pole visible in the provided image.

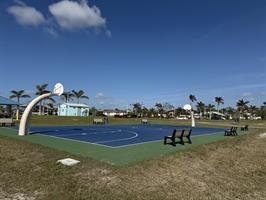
[191,110,195,127]
[18,83,64,136]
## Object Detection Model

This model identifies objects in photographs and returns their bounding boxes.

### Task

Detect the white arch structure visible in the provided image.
[19,83,64,136]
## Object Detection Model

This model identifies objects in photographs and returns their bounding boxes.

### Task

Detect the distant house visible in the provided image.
[209,111,226,120]
[103,109,127,117]
[0,96,19,118]
[58,103,89,117]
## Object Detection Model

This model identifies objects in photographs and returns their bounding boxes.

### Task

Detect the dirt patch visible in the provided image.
[259,133,266,138]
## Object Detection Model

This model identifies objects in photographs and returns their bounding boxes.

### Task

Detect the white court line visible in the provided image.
[7,125,225,149]
[36,129,138,148]
[37,133,115,148]
[46,129,122,137]
[96,130,138,144]
[109,131,224,148]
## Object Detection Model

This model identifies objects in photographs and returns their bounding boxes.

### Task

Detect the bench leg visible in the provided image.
[172,138,176,146]
[178,137,184,145]
[164,137,168,145]
[186,136,192,144]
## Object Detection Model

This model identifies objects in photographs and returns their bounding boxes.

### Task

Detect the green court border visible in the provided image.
[0,127,244,165]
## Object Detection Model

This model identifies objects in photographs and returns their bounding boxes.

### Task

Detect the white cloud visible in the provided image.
[7,2,45,26]
[105,30,112,38]
[48,0,106,30]
[95,92,104,98]
[243,92,252,97]
[95,92,111,99]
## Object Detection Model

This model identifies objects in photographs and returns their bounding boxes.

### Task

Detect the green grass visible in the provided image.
[0,126,247,165]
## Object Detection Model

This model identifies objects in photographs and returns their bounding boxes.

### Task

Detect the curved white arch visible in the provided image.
[19,93,53,136]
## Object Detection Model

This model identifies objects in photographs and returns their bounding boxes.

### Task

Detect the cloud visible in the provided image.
[48,0,106,30]
[105,30,112,37]
[243,92,252,97]
[95,92,111,99]
[7,2,45,26]
[43,27,58,37]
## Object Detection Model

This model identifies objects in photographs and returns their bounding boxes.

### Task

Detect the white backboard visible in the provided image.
[183,104,192,111]
[53,83,64,96]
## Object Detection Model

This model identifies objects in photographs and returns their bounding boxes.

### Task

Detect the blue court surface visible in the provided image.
[29,124,225,148]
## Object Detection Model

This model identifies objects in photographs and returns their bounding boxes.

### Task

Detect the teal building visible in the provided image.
[58,103,90,117]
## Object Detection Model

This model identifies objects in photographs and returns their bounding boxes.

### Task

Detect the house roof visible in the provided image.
[211,111,226,116]
[0,96,19,105]
[60,103,89,108]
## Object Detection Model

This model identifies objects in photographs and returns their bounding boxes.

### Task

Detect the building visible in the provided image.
[209,111,226,120]
[0,96,19,118]
[103,109,127,117]
[58,103,90,117]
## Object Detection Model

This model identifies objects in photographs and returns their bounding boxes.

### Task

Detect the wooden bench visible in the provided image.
[0,118,15,127]
[241,125,248,131]
[224,127,238,136]
[141,119,150,125]
[183,129,192,144]
[164,129,193,146]
[93,118,105,125]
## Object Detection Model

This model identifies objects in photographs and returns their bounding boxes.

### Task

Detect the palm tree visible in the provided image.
[236,99,249,119]
[43,97,55,115]
[72,90,89,104]
[61,91,74,103]
[132,102,142,117]
[10,90,31,120]
[224,106,235,119]
[215,97,224,112]
[206,104,215,119]
[149,107,156,117]
[189,94,197,105]
[196,101,205,118]
[155,102,164,118]
[35,84,50,115]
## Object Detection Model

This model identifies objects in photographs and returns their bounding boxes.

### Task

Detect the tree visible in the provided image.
[215,97,224,112]
[224,106,235,119]
[46,103,55,115]
[149,107,156,117]
[90,107,97,117]
[43,97,55,115]
[206,104,215,119]
[236,99,249,120]
[61,91,74,103]
[175,107,186,117]
[155,102,164,118]
[132,102,142,117]
[249,105,258,117]
[72,90,89,104]
[258,102,266,119]
[189,94,197,104]
[36,84,50,115]
[196,101,205,118]
[142,106,149,117]
[10,90,30,120]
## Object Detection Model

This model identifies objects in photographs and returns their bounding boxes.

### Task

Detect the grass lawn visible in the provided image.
[0,116,266,199]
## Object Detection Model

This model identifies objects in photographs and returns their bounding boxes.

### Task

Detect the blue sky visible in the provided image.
[0,0,265,109]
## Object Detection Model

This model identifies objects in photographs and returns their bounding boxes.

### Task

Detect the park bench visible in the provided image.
[141,119,150,125]
[224,127,238,136]
[0,118,15,127]
[183,129,192,144]
[241,125,248,131]
[93,118,105,125]
[164,129,185,146]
